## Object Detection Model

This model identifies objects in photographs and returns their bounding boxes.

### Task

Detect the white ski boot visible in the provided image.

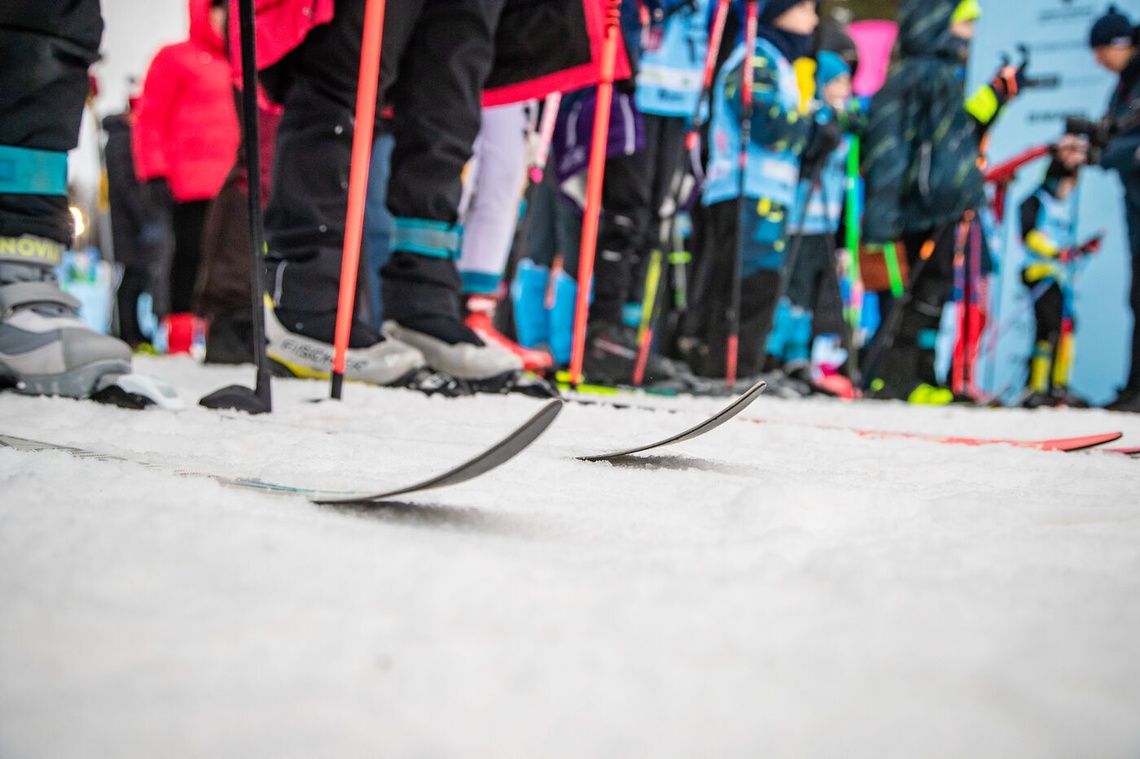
[265,301,428,387]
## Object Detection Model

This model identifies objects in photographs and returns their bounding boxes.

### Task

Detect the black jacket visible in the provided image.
[1103,51,1140,257]
[860,0,985,245]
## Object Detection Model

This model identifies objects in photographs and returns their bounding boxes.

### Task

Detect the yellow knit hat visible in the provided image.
[951,0,982,24]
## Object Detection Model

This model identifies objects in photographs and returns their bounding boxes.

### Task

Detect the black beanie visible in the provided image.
[759,0,807,27]
[1089,5,1135,48]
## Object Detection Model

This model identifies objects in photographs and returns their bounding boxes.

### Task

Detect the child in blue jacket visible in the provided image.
[681,0,819,378]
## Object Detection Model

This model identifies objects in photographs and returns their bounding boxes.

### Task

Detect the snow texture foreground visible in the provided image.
[2,356,1139,758]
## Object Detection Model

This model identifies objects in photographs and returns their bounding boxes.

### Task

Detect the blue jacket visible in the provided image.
[636,0,711,118]
[703,36,811,207]
[786,133,850,235]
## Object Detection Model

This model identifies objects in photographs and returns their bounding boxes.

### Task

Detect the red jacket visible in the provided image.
[133,0,241,203]
[246,0,628,106]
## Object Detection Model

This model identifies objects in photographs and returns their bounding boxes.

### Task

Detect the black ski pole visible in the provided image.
[750,159,825,380]
[200,0,272,413]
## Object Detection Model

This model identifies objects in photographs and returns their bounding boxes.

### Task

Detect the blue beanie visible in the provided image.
[759,0,807,27]
[816,50,851,89]
[1089,5,1135,48]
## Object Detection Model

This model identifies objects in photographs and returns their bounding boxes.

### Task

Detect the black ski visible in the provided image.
[1,399,562,504]
[578,380,766,461]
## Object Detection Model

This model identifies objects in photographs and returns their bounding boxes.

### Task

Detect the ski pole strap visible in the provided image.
[0,145,68,196]
[391,218,462,259]
[883,241,904,297]
[0,234,67,269]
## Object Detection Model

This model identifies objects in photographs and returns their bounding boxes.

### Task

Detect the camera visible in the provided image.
[1064,116,1114,149]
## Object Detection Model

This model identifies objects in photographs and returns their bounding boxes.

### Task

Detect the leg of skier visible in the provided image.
[0,1,135,398]
[457,101,553,373]
[262,0,524,390]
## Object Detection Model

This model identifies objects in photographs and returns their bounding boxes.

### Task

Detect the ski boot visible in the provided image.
[264,300,452,392]
[582,320,700,391]
[465,294,553,373]
[383,316,557,398]
[0,276,135,396]
[1019,390,1055,409]
[1049,386,1089,409]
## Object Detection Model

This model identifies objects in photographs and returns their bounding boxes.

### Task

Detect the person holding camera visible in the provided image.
[1075,5,1140,411]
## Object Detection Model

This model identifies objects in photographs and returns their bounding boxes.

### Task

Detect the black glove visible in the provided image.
[801,116,843,174]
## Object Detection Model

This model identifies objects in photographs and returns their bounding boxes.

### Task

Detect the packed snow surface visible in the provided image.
[2,356,1139,758]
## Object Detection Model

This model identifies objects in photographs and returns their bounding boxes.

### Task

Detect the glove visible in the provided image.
[835,102,866,135]
[801,116,843,174]
[1078,235,1104,255]
[990,63,1027,102]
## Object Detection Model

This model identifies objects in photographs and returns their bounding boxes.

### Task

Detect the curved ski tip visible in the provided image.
[577,378,767,462]
[311,398,563,504]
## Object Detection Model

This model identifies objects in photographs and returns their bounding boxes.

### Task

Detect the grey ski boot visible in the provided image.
[0,242,133,399]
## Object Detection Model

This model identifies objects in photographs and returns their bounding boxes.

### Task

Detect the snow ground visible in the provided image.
[2,355,1139,759]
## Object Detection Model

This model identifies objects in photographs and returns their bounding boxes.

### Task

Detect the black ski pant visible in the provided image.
[877,222,958,388]
[170,200,208,314]
[682,198,780,378]
[0,1,102,252]
[589,113,687,327]
[262,0,506,327]
[1025,275,1064,345]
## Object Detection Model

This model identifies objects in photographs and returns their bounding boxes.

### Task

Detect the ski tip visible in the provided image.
[1055,431,1123,452]
[311,398,563,504]
[577,378,766,462]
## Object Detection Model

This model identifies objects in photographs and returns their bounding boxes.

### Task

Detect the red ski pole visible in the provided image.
[330,0,386,400]
[568,0,623,386]
[726,0,760,388]
[631,0,731,386]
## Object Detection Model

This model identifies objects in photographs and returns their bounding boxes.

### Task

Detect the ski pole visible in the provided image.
[860,233,939,389]
[199,0,272,413]
[632,0,731,385]
[843,132,863,337]
[237,0,272,410]
[982,208,1004,394]
[726,0,760,387]
[530,92,562,185]
[819,178,861,385]
[753,162,825,374]
[331,0,386,400]
[951,214,983,396]
[568,0,623,386]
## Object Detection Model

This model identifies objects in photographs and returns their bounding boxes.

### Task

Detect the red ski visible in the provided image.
[741,418,1122,452]
[843,429,1121,452]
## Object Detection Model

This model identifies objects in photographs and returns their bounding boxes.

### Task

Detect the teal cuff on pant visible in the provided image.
[917,328,939,350]
[391,217,462,259]
[461,271,501,295]
[0,145,68,196]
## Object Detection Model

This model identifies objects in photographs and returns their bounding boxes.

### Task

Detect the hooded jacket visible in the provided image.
[1102,50,1140,256]
[860,0,985,245]
[132,0,240,203]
